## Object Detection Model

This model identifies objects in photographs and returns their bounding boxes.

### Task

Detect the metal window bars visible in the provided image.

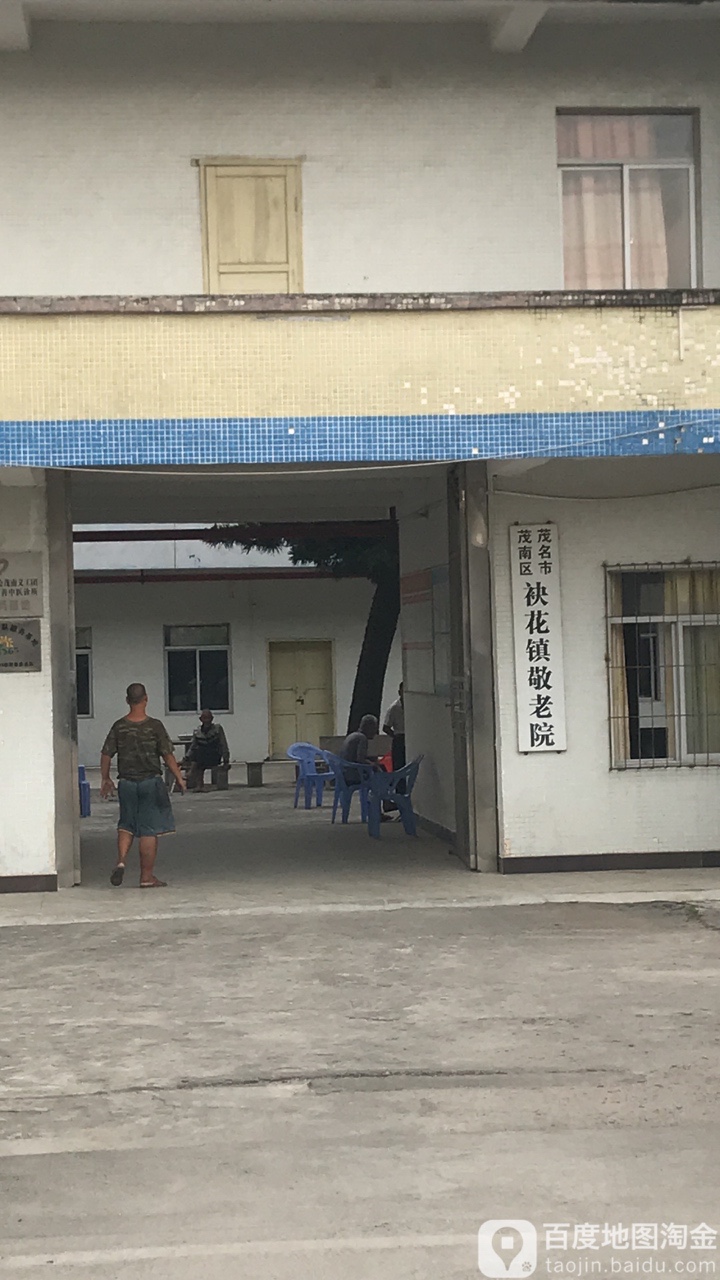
[605,563,720,770]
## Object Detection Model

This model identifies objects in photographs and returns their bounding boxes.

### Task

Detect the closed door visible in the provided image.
[269,641,334,756]
[201,162,302,293]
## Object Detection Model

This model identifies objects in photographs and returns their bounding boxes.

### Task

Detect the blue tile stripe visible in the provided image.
[1,411,720,467]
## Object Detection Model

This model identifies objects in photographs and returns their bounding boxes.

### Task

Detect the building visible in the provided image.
[72,529,403,765]
[2,0,720,892]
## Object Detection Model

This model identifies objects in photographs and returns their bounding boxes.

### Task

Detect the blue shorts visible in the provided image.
[117,777,175,838]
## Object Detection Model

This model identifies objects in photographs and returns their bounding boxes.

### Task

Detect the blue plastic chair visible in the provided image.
[78,765,91,818]
[367,756,423,839]
[322,752,374,825]
[287,743,327,809]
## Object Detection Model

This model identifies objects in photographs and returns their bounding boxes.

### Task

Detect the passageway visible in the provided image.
[71,461,466,886]
[79,776,461,907]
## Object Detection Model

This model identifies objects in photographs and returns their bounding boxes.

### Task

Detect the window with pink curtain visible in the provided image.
[557,113,696,290]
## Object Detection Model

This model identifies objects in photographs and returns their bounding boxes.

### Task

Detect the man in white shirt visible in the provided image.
[383,682,405,773]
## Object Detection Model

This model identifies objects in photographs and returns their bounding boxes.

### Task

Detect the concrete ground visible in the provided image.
[2,783,720,1277]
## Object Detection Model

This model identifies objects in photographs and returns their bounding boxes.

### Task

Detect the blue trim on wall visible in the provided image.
[1,410,720,468]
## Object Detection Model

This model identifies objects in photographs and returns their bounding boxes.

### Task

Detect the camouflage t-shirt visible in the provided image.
[101,717,175,781]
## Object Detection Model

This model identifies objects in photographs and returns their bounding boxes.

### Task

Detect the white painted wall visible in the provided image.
[0,470,77,885]
[73,528,293,572]
[398,469,455,836]
[1,21,719,293]
[491,486,720,859]
[75,575,402,766]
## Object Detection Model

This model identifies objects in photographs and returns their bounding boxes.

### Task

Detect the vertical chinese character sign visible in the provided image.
[509,523,567,753]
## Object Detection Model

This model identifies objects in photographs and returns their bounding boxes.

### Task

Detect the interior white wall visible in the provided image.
[75,576,402,765]
[1,21,718,294]
[491,484,720,859]
[398,470,454,836]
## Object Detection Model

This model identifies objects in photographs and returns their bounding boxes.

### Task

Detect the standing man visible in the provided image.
[184,710,230,791]
[100,682,185,889]
[383,681,406,773]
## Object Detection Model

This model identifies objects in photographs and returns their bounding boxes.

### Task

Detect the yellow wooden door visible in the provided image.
[269,641,334,756]
[201,162,302,294]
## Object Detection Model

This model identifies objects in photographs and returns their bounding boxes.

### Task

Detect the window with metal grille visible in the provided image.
[606,565,720,768]
[164,624,231,714]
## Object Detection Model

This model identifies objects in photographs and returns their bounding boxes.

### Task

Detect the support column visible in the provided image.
[0,468,78,891]
[448,462,499,872]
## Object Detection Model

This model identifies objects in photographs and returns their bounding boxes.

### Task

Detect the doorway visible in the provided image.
[269,640,334,756]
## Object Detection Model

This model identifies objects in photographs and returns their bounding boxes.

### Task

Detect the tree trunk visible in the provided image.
[346,570,401,732]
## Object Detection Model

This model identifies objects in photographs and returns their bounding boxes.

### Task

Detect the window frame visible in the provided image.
[163,624,232,716]
[606,565,720,769]
[557,109,700,290]
[75,628,93,719]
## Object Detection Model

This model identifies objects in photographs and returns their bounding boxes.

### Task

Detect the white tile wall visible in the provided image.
[1,21,719,294]
[0,476,57,877]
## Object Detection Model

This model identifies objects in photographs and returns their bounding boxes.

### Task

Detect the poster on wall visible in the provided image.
[431,565,451,697]
[401,567,452,696]
[0,552,43,617]
[0,619,42,672]
[400,570,434,694]
[509,522,566,753]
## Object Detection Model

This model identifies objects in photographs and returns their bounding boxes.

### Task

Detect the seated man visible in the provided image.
[339,715,396,821]
[184,710,230,791]
[338,715,379,782]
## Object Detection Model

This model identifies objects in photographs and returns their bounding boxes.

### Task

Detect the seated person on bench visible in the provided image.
[184,710,230,791]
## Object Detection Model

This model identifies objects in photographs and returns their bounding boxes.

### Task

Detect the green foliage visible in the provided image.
[207,526,397,584]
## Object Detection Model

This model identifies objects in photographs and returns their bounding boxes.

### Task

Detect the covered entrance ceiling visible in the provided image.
[70,462,445,525]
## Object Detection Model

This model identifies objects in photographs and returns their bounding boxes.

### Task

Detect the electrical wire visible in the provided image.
[63,460,449,479]
[492,482,720,501]
[22,419,720,488]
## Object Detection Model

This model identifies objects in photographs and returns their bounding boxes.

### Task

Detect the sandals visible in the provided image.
[112,864,168,888]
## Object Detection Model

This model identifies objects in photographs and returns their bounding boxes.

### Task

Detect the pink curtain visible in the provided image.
[559,116,671,289]
[559,115,659,163]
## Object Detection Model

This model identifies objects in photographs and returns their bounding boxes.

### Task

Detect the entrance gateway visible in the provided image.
[61,458,491,889]
[7,292,717,892]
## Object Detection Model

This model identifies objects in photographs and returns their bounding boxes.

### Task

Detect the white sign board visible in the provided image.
[509,522,566,753]
[0,552,43,618]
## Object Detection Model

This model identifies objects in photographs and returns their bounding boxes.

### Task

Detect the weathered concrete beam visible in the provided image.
[489,2,548,52]
[0,1,29,50]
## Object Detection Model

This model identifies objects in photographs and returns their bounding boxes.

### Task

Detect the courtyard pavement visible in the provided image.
[2,783,720,1277]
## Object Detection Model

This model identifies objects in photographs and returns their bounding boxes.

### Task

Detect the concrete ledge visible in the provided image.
[500,852,720,874]
[0,289,718,316]
[0,874,58,894]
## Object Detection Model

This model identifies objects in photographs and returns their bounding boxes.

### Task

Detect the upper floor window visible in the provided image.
[558,112,697,290]
[199,160,303,295]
